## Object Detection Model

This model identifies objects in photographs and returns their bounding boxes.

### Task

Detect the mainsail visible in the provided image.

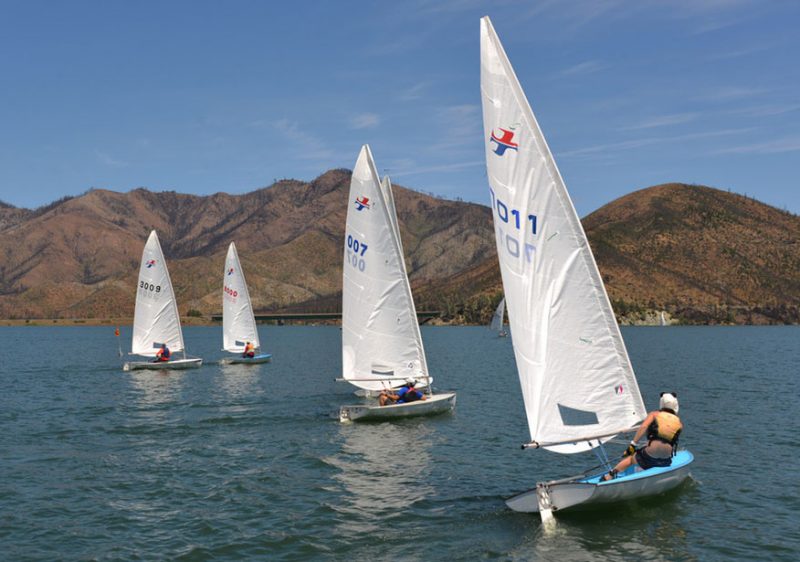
[223,242,260,353]
[131,230,185,356]
[341,145,429,392]
[480,16,645,453]
[490,298,506,333]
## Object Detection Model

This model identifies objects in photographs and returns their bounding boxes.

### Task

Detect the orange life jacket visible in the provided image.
[647,411,682,447]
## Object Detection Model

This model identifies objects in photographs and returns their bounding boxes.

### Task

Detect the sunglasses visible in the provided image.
[660,391,678,398]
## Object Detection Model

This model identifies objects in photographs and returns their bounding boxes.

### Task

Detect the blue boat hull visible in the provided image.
[221,353,272,365]
[506,450,694,513]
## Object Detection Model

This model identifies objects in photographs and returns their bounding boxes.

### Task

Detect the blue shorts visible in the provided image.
[636,448,672,469]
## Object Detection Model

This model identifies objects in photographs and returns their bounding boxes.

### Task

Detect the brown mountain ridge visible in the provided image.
[1,177,798,324]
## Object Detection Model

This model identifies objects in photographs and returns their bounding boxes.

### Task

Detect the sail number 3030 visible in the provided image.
[346,234,368,272]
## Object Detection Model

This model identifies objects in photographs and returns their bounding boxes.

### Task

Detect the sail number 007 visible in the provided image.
[346,234,368,272]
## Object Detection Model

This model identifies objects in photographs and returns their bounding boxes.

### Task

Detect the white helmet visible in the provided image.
[405,377,416,386]
[659,392,679,414]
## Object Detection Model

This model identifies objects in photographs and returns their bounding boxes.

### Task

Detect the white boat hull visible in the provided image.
[123,358,203,371]
[506,450,694,513]
[339,392,457,423]
[220,353,272,365]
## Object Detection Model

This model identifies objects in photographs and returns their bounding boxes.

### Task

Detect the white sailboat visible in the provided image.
[338,145,456,422]
[480,16,692,518]
[659,311,668,326]
[490,297,508,337]
[123,230,202,371]
[221,242,271,365]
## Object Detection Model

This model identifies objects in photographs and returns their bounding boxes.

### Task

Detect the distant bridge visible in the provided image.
[209,311,442,323]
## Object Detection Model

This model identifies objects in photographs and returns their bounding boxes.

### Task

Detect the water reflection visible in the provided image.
[328,422,434,538]
[507,488,696,561]
[127,370,186,410]
[216,364,263,401]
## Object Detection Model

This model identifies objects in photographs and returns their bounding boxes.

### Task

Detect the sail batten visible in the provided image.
[223,242,260,353]
[341,146,429,391]
[480,17,645,453]
[131,231,185,356]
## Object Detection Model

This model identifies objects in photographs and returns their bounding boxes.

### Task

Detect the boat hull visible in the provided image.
[221,353,272,365]
[506,450,694,513]
[123,358,203,371]
[339,392,456,423]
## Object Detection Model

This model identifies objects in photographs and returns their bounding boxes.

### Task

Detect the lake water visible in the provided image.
[0,325,798,561]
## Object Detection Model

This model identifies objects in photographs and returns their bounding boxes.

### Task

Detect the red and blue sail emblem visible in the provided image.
[227,267,235,276]
[146,259,157,268]
[354,196,371,211]
[490,126,519,156]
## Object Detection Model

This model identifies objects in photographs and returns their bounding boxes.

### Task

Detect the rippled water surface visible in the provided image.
[1,325,798,561]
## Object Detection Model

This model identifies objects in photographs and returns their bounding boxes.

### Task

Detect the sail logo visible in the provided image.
[614,384,624,395]
[354,196,371,211]
[145,259,157,268]
[490,127,519,156]
[227,267,235,276]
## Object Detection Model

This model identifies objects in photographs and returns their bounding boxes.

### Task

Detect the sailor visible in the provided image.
[378,378,426,406]
[243,341,255,358]
[602,392,682,481]
[154,343,171,362]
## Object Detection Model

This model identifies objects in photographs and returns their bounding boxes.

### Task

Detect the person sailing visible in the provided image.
[602,392,682,481]
[242,341,255,358]
[154,343,171,363]
[379,378,427,406]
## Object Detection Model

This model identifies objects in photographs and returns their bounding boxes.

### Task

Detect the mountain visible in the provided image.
[1,178,798,324]
[0,171,497,320]
[584,183,800,324]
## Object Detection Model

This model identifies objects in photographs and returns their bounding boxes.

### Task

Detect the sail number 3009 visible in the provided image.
[139,281,161,293]
[346,234,368,272]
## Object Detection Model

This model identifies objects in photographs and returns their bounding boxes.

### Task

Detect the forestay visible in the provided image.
[341,145,429,392]
[132,230,185,356]
[223,242,260,353]
[480,17,646,453]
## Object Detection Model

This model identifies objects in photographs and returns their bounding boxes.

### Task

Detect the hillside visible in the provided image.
[584,183,800,323]
[0,171,497,319]
[1,179,798,324]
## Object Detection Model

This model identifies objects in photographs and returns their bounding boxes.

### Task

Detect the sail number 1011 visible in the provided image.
[489,187,538,264]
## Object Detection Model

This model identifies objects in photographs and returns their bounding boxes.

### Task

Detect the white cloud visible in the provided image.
[94,150,127,168]
[712,137,800,155]
[558,60,607,77]
[273,119,334,161]
[620,113,698,131]
[350,113,380,130]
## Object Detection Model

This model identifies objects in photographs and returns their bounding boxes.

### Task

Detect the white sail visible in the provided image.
[342,145,429,391]
[381,176,404,257]
[480,17,646,453]
[223,242,260,353]
[131,230,185,356]
[490,298,506,333]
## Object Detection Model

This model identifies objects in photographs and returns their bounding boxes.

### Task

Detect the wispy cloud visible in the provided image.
[703,43,771,61]
[429,104,481,151]
[390,160,484,178]
[728,103,800,118]
[94,149,127,168]
[273,119,334,161]
[712,137,800,155]
[350,113,380,130]
[397,82,429,102]
[695,86,768,101]
[620,113,698,131]
[560,127,754,158]
[558,60,607,77]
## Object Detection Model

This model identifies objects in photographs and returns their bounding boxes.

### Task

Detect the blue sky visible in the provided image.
[0,0,798,216]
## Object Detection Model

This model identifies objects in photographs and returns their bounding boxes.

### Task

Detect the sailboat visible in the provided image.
[221,242,272,364]
[659,311,668,326]
[123,230,203,371]
[480,16,693,518]
[338,145,457,422]
[490,297,508,337]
